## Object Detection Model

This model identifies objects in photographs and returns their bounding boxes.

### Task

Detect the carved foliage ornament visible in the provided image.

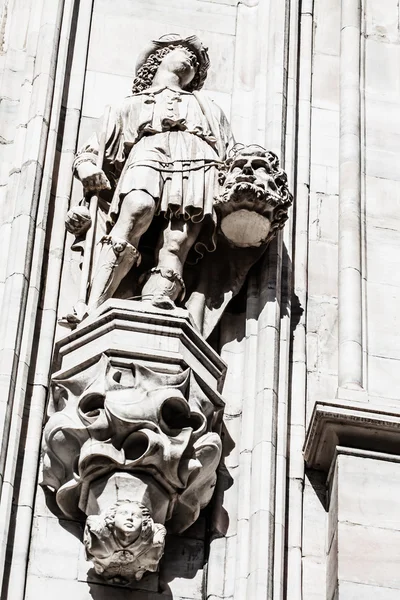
[42,354,223,521]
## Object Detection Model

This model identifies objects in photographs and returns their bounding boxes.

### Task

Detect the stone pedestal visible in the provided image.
[52,299,226,390]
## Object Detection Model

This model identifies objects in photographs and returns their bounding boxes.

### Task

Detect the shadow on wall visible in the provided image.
[87,578,172,600]
[85,516,224,598]
[306,469,327,511]
[219,240,303,346]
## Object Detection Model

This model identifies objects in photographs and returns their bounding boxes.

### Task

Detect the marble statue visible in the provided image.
[64,33,233,325]
[215,143,292,247]
[63,33,292,335]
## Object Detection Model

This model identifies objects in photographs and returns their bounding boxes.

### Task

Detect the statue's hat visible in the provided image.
[135,34,210,90]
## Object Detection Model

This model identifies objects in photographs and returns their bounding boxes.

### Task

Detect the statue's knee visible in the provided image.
[123,192,155,221]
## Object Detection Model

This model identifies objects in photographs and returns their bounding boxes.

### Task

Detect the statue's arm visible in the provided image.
[73,104,123,192]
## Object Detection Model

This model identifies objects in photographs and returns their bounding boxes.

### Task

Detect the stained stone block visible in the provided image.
[367,282,400,361]
[366,147,400,181]
[87,0,236,78]
[366,228,400,287]
[365,39,400,99]
[82,71,132,118]
[302,557,326,600]
[368,354,400,402]
[308,240,338,297]
[365,0,399,42]
[313,0,340,56]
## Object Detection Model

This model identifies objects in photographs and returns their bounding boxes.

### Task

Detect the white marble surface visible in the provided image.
[1,0,400,599]
[328,452,400,598]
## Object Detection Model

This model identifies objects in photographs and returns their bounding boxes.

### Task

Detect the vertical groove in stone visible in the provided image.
[230,2,258,144]
[273,0,299,598]
[285,0,314,598]
[207,313,246,600]
[0,0,75,567]
[208,2,280,597]
[1,2,94,599]
[247,1,288,598]
[0,0,46,479]
[338,0,363,390]
[230,2,271,597]
[207,1,292,598]
[359,0,368,399]
[0,3,66,591]
[232,273,260,600]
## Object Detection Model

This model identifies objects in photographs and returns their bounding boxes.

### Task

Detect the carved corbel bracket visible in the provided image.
[42,303,226,583]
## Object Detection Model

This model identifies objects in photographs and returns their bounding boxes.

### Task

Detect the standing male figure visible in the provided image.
[72,33,233,317]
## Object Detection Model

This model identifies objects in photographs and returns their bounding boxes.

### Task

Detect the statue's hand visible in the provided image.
[77,162,111,192]
[65,205,92,236]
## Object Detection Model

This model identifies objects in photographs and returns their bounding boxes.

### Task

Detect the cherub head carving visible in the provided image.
[84,500,166,584]
[105,501,152,545]
[215,144,293,247]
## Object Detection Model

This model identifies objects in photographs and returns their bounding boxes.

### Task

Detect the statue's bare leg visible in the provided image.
[141,217,202,309]
[87,190,156,312]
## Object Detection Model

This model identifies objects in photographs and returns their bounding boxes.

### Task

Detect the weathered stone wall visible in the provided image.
[302,1,400,599]
[364,0,400,401]
[0,1,400,599]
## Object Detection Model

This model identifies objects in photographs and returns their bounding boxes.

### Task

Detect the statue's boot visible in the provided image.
[87,235,141,312]
[141,267,185,310]
[58,236,140,328]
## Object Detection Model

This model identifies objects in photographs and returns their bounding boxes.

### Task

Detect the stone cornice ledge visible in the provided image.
[304,401,400,471]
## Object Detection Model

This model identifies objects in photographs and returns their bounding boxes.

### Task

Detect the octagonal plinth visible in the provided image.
[53,299,226,392]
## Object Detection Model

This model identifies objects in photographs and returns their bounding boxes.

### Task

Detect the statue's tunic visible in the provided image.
[74,86,234,257]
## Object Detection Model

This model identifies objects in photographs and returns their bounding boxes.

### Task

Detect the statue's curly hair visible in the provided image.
[104,500,153,541]
[132,44,200,94]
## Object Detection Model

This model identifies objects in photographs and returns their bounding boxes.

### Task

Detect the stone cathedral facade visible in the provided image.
[0,1,399,599]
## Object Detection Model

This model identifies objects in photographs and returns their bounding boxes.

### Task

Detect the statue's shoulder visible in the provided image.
[120,94,142,108]
[193,91,230,128]
[193,90,223,114]
[112,94,143,120]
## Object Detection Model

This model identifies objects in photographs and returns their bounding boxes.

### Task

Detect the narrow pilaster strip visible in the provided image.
[338,0,363,389]
[3,2,95,598]
[285,0,313,597]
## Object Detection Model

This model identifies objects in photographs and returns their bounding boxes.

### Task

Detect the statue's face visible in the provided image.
[224,153,276,197]
[114,503,142,544]
[159,47,196,87]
